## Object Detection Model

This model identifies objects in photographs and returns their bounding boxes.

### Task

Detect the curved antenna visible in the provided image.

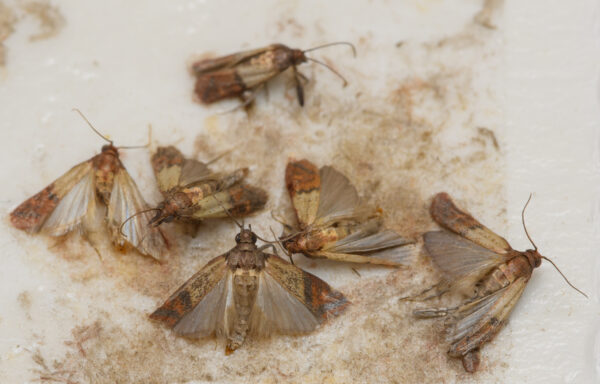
[269,226,295,264]
[118,124,152,150]
[541,256,588,298]
[119,208,162,237]
[306,57,348,86]
[521,193,538,251]
[72,108,113,145]
[303,42,357,57]
[210,195,243,229]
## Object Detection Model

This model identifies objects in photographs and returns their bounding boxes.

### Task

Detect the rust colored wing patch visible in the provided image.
[195,70,246,104]
[149,254,228,327]
[264,253,349,321]
[285,159,321,228]
[430,192,512,254]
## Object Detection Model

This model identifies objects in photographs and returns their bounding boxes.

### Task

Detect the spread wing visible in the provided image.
[149,255,230,337]
[447,277,528,357]
[324,219,412,253]
[423,231,505,291]
[285,159,321,228]
[151,146,213,194]
[314,165,360,226]
[107,168,168,260]
[250,253,349,335]
[430,192,512,254]
[10,160,95,234]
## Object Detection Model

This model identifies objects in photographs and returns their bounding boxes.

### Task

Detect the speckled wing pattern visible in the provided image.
[107,168,168,260]
[10,160,97,235]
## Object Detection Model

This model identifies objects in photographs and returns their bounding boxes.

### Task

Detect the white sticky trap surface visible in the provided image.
[0,1,598,383]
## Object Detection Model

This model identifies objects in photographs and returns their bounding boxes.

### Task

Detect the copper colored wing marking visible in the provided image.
[285,159,321,228]
[195,70,247,104]
[108,168,167,260]
[10,161,94,232]
[263,254,349,322]
[151,146,185,194]
[191,184,268,219]
[191,46,274,74]
[315,165,360,225]
[149,254,229,328]
[430,192,512,254]
[447,277,528,357]
[423,231,505,291]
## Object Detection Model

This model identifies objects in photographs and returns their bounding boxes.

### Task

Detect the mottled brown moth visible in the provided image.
[413,192,586,373]
[10,110,167,260]
[150,224,349,354]
[280,159,413,266]
[191,42,356,107]
[143,146,267,226]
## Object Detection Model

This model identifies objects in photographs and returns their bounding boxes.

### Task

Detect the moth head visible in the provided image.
[524,249,543,269]
[101,144,119,156]
[148,202,177,226]
[236,229,257,244]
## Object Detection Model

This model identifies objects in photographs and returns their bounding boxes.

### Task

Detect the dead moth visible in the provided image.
[150,224,349,354]
[191,42,355,107]
[147,146,267,226]
[280,159,413,266]
[10,111,167,260]
[413,192,587,373]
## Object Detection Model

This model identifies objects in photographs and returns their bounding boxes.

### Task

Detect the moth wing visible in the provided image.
[151,146,185,194]
[150,255,231,337]
[324,219,412,253]
[423,231,505,290]
[178,158,214,187]
[10,160,94,233]
[190,185,268,219]
[40,163,100,236]
[107,168,167,260]
[285,159,321,228]
[251,253,349,335]
[447,277,528,356]
[315,165,360,225]
[191,46,273,74]
[430,192,512,254]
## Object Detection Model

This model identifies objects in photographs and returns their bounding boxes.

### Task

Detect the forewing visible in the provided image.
[151,146,185,194]
[430,192,511,254]
[10,161,94,233]
[191,185,268,219]
[191,46,273,74]
[315,165,360,225]
[325,219,412,253]
[150,255,230,337]
[423,231,505,290]
[261,253,349,327]
[285,159,321,228]
[447,277,528,356]
[107,168,168,260]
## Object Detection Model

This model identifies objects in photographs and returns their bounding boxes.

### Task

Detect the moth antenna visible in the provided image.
[521,193,538,251]
[541,256,588,298]
[303,42,357,57]
[118,124,153,150]
[210,195,243,229]
[207,147,235,166]
[305,57,348,87]
[269,226,294,262]
[119,208,162,237]
[72,108,113,145]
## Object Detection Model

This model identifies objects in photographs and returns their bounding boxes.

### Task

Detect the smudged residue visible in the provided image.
[0,1,16,67]
[22,1,65,41]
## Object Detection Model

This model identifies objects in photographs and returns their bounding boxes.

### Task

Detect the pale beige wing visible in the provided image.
[314,165,360,225]
[41,164,99,236]
[108,169,168,260]
[447,277,528,356]
[423,231,505,291]
[324,218,412,253]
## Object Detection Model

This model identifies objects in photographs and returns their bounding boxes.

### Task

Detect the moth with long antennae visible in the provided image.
[410,192,587,373]
[10,109,168,260]
[190,42,356,107]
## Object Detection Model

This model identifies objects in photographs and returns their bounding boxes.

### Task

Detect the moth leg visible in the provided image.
[461,349,481,373]
[292,66,305,106]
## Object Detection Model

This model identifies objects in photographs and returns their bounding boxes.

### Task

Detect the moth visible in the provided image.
[191,42,356,107]
[413,192,587,373]
[145,146,267,226]
[149,225,349,354]
[10,110,167,260]
[280,159,413,266]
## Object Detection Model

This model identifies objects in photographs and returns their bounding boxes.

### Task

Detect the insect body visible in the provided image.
[10,112,167,260]
[147,146,268,226]
[191,42,355,107]
[413,192,586,372]
[150,226,349,354]
[281,159,413,266]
